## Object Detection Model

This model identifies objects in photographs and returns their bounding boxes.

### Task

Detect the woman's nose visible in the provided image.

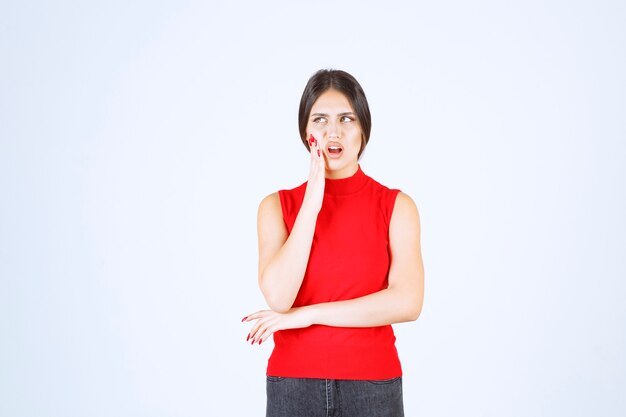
[326,121,341,139]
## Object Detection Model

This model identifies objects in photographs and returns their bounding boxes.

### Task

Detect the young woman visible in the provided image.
[243,69,425,417]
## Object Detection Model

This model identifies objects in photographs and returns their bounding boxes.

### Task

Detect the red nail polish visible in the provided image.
[259,339,263,345]
[246,333,250,341]
[241,316,248,322]
[317,149,321,157]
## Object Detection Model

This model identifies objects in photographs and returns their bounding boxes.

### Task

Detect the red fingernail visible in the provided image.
[317,149,321,157]
[241,316,248,322]
[259,339,263,345]
[246,333,250,341]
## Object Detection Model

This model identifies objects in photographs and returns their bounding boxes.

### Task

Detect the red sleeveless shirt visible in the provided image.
[267,166,402,379]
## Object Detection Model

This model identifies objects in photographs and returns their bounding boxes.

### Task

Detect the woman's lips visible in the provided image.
[325,142,343,159]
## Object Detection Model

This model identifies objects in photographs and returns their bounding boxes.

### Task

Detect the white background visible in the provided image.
[1,1,625,416]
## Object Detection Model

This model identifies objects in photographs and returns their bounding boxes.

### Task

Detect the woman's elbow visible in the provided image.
[406,303,422,321]
[402,292,423,322]
[267,298,292,314]
[259,282,293,313]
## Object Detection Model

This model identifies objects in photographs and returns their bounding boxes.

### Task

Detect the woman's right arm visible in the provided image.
[257,136,325,313]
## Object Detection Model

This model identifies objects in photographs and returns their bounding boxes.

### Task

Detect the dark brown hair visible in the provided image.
[298,69,371,158]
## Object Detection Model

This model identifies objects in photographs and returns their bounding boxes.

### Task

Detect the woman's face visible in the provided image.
[306,89,363,179]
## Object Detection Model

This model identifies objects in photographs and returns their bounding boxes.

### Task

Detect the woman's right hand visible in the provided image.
[301,134,326,214]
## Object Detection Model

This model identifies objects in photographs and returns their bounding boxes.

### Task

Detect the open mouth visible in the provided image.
[326,143,343,156]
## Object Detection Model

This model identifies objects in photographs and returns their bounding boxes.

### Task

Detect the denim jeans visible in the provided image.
[266,376,404,417]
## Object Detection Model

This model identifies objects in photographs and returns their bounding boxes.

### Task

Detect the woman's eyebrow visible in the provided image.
[310,111,355,117]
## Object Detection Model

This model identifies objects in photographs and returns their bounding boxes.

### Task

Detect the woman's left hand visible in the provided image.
[242,307,312,345]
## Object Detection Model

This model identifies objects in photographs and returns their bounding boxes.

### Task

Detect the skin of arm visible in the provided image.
[245,192,425,344]
[257,193,318,313]
[257,137,326,313]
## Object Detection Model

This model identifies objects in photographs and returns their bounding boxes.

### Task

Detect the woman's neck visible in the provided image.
[324,162,359,180]
[323,165,367,195]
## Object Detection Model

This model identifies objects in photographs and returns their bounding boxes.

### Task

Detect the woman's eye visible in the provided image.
[313,117,327,123]
[340,116,354,123]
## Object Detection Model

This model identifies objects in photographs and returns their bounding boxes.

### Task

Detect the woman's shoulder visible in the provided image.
[258,180,308,219]
[259,180,307,206]
[364,172,416,207]
[390,191,421,227]
[259,192,280,208]
[395,191,417,206]
[364,171,401,195]
[366,172,419,223]
[258,193,283,226]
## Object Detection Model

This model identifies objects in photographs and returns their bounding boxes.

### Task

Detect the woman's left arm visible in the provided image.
[244,192,424,344]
